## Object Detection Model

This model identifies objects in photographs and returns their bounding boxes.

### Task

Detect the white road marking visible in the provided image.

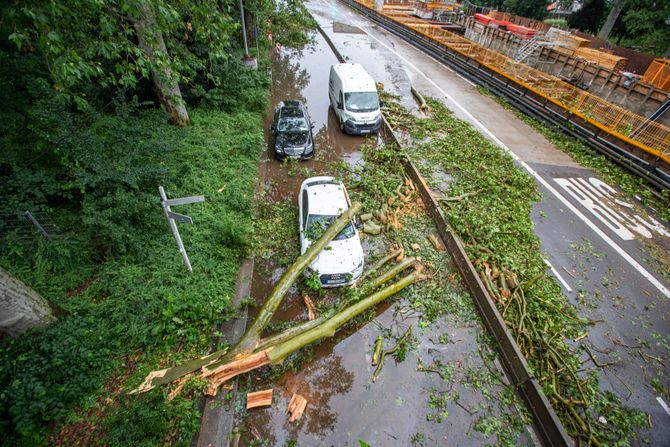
[657,397,670,417]
[544,260,573,293]
[555,177,669,241]
[346,23,670,299]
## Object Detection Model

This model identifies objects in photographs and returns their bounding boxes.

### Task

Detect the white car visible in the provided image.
[298,176,365,287]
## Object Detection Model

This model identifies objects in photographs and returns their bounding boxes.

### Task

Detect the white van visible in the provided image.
[329,63,382,135]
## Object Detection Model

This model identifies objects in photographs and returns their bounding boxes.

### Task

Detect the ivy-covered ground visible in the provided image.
[0,106,264,446]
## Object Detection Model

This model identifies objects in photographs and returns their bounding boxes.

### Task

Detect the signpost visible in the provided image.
[159,186,205,272]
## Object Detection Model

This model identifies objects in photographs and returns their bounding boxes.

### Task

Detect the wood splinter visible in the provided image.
[303,294,316,321]
[287,393,308,422]
[246,389,273,409]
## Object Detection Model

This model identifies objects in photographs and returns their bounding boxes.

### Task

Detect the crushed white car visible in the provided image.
[298,176,365,287]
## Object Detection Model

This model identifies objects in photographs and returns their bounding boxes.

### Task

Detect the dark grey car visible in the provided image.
[271,100,314,160]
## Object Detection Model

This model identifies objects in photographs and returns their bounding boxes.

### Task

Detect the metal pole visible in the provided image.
[159,186,193,272]
[24,211,51,241]
[239,0,249,56]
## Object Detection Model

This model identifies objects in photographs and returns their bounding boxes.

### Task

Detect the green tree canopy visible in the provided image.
[5,0,236,117]
[503,0,550,20]
[618,0,670,56]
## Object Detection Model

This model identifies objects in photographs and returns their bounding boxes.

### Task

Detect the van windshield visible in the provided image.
[345,92,379,112]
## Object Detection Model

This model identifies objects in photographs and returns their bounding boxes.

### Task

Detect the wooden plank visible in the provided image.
[246,389,273,409]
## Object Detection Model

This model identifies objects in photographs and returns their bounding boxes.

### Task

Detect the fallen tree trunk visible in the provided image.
[131,270,423,395]
[233,202,362,354]
[129,203,361,393]
[267,271,425,364]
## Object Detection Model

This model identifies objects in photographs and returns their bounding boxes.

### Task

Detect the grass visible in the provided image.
[0,109,264,446]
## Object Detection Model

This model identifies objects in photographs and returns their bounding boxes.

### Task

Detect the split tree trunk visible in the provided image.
[0,267,57,337]
[597,0,626,40]
[231,202,363,355]
[131,2,190,126]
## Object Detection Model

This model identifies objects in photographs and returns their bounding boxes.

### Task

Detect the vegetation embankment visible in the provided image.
[0,0,315,445]
[381,91,648,445]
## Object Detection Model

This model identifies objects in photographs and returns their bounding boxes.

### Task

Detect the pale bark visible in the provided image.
[230,202,363,355]
[597,0,626,40]
[0,267,56,337]
[131,3,190,126]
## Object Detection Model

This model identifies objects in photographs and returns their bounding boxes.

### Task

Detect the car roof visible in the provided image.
[278,101,306,119]
[331,63,377,93]
[302,177,349,216]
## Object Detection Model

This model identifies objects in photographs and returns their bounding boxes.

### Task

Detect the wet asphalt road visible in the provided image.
[308,1,670,444]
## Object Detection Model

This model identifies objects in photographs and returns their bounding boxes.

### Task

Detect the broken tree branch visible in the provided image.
[267,271,425,365]
[368,257,417,290]
[360,247,403,282]
[229,203,363,358]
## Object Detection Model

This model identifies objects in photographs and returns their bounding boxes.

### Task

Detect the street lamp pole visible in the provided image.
[239,0,257,68]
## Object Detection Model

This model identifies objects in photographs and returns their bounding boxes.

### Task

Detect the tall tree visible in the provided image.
[503,0,550,20]
[129,2,189,126]
[598,0,627,39]
[0,267,56,337]
[5,0,234,125]
[619,0,670,56]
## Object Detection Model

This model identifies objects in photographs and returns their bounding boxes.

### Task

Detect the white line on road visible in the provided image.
[353,23,670,299]
[657,397,670,417]
[544,260,573,293]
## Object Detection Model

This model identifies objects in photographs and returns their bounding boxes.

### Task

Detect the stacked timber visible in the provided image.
[574,47,627,71]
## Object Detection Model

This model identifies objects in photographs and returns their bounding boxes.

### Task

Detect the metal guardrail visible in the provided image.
[317,19,572,447]
[341,0,670,192]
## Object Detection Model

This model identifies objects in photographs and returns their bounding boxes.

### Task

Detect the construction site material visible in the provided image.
[574,47,627,71]
[642,59,670,92]
[351,0,670,164]
[246,389,273,409]
[287,394,308,422]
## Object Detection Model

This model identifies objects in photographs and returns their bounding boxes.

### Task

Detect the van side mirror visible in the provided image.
[337,101,343,110]
[379,100,384,107]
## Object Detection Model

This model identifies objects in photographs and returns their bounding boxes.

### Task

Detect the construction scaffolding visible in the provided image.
[355,0,670,162]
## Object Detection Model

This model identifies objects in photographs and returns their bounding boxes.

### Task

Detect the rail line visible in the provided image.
[340,0,670,192]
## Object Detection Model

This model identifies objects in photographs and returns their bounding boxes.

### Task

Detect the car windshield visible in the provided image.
[305,215,355,241]
[277,117,309,133]
[344,92,379,112]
